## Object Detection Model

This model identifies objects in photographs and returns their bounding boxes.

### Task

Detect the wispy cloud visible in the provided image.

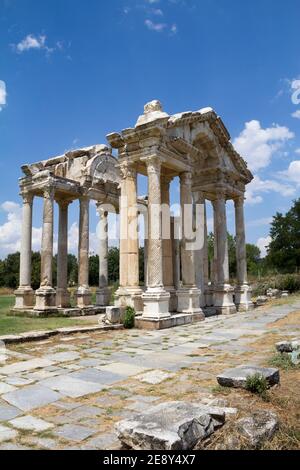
[12,34,65,55]
[145,19,167,32]
[292,109,300,119]
[0,81,7,111]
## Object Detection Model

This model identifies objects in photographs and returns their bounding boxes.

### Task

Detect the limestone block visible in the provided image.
[116,401,225,450]
[237,411,278,447]
[104,307,123,325]
[217,365,280,389]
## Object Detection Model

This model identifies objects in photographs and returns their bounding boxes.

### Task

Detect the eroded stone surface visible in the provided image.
[237,411,279,447]
[116,401,225,450]
[217,365,280,389]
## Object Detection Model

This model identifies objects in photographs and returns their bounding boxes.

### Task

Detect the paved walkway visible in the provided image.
[0,298,299,450]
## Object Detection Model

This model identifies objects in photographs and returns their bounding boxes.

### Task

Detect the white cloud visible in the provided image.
[233,120,294,172]
[295,148,300,155]
[145,19,167,32]
[245,175,295,205]
[292,110,300,119]
[280,160,300,185]
[0,80,7,111]
[256,236,271,258]
[147,0,160,3]
[0,201,42,258]
[16,34,47,52]
[13,34,59,54]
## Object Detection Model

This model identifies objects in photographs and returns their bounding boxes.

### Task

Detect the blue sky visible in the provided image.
[0,0,299,258]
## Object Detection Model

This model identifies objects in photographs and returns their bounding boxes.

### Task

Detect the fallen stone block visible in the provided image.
[237,411,278,447]
[281,291,289,298]
[256,296,268,306]
[217,365,280,389]
[103,307,123,325]
[266,288,281,298]
[276,340,300,353]
[116,401,225,450]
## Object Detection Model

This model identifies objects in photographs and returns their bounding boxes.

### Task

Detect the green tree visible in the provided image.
[246,243,261,275]
[266,198,300,272]
[89,255,99,286]
[108,247,119,283]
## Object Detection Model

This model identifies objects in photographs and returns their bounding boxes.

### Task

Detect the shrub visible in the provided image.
[245,373,268,399]
[269,353,299,371]
[123,306,135,329]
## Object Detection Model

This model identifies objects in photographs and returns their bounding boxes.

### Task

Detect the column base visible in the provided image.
[165,286,177,312]
[141,287,171,320]
[115,286,144,313]
[56,288,71,308]
[176,287,204,317]
[14,286,35,309]
[96,287,111,307]
[34,287,57,312]
[76,286,92,308]
[213,284,237,315]
[135,312,203,330]
[235,284,254,312]
[205,287,214,307]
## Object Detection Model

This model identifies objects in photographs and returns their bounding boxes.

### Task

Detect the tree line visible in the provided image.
[0,198,299,288]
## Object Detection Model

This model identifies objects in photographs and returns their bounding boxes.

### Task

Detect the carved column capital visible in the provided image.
[233,195,245,208]
[145,155,162,176]
[43,186,55,200]
[119,161,137,180]
[56,199,72,210]
[180,171,192,187]
[21,192,34,206]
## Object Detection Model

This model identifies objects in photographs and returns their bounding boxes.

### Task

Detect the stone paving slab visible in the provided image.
[97,362,149,377]
[54,423,97,442]
[10,415,54,432]
[2,385,62,411]
[0,404,22,421]
[40,375,105,398]
[0,358,54,375]
[68,368,125,386]
[0,424,18,443]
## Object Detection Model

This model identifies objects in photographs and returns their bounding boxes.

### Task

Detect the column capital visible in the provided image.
[144,155,162,175]
[56,199,72,209]
[180,171,192,186]
[21,192,34,205]
[233,195,245,207]
[119,160,137,180]
[43,186,55,200]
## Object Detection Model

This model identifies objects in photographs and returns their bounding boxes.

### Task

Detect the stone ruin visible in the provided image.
[13,100,254,329]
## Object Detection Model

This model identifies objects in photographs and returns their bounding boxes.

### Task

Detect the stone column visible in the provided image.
[234,196,253,311]
[161,175,176,311]
[141,156,170,320]
[177,173,203,317]
[14,192,34,309]
[56,200,71,308]
[76,196,92,308]
[115,162,143,311]
[96,205,110,306]
[171,216,181,292]
[193,191,206,308]
[212,193,236,314]
[203,201,213,306]
[35,187,57,312]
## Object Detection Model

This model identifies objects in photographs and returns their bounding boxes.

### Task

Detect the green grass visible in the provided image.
[268,352,300,371]
[0,295,96,336]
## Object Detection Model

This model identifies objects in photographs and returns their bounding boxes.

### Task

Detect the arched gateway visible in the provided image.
[14,101,254,329]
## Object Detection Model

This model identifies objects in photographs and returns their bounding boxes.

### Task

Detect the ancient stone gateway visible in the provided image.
[14,101,254,328]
